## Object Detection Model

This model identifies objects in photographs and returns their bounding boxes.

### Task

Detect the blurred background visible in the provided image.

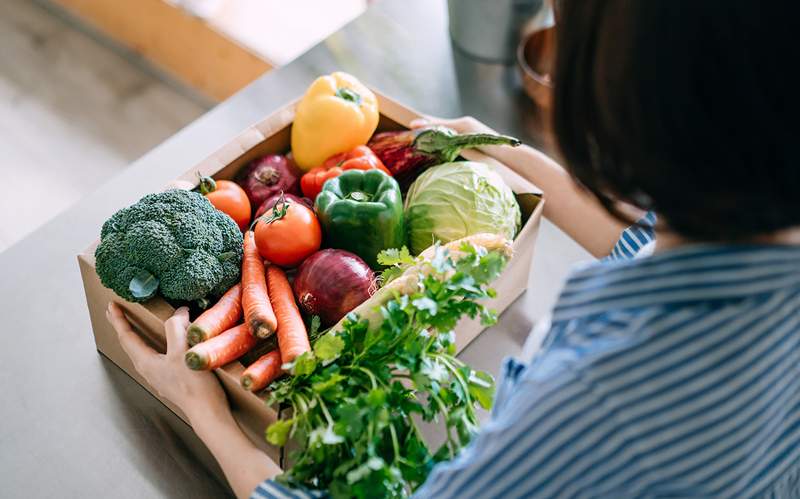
[0,0,555,255]
[0,0,369,253]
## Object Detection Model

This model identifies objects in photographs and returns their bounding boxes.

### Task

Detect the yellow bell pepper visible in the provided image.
[291,72,379,171]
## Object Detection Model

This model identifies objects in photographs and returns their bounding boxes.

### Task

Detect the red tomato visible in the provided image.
[204,179,251,231]
[253,199,321,267]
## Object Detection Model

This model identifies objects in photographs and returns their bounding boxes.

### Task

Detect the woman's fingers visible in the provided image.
[410,117,433,128]
[165,307,191,359]
[107,302,158,372]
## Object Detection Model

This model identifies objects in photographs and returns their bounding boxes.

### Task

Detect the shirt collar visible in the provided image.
[552,244,800,322]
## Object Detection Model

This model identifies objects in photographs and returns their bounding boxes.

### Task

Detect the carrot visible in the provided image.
[240,350,283,392]
[266,265,311,362]
[185,324,258,370]
[242,231,277,338]
[187,283,243,346]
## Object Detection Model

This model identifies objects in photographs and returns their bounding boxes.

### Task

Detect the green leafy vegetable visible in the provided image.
[377,246,416,285]
[266,244,508,498]
[404,161,521,255]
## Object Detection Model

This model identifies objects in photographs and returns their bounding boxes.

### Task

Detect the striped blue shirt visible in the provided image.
[253,217,800,498]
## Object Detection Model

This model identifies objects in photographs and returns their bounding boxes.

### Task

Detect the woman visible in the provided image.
[107,1,800,497]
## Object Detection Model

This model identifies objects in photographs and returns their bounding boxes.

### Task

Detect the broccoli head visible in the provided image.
[95,189,243,304]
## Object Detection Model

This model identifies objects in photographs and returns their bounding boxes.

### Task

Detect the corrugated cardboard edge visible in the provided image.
[77,89,544,459]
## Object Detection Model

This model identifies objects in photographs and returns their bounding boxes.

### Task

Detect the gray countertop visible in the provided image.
[0,1,589,496]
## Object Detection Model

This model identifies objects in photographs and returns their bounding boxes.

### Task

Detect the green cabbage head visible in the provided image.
[404,161,521,255]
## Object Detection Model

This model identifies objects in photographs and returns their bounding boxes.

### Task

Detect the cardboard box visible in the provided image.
[77,91,544,459]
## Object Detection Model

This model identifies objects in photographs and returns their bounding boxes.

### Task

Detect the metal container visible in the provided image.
[448,0,545,64]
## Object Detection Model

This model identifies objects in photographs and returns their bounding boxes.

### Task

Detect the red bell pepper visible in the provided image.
[300,145,391,200]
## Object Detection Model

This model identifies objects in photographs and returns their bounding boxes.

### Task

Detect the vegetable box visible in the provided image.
[77,91,544,461]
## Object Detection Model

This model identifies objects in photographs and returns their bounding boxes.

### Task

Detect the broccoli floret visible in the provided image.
[95,189,243,304]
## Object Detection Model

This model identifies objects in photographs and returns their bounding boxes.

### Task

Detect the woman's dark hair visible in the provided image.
[553,1,799,240]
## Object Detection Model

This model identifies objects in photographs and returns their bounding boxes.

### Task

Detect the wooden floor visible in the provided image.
[0,0,208,253]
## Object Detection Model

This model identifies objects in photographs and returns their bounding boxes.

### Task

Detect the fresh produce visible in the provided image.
[346,234,513,332]
[368,126,520,183]
[266,266,311,363]
[253,195,322,267]
[185,324,258,370]
[293,249,376,326]
[255,193,312,219]
[266,242,508,498]
[241,350,282,392]
[187,283,242,346]
[242,231,277,338]
[95,189,243,304]
[404,161,521,254]
[300,145,391,200]
[315,169,404,269]
[236,154,302,209]
[291,72,379,170]
[198,175,252,231]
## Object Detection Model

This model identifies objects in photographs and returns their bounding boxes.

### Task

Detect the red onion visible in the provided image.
[254,193,313,219]
[293,249,376,326]
[237,154,302,208]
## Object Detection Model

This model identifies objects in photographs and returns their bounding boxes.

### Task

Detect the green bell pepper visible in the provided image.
[315,169,404,268]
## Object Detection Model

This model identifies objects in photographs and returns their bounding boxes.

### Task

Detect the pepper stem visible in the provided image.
[413,128,522,163]
[335,87,362,105]
[345,191,372,202]
[196,172,217,195]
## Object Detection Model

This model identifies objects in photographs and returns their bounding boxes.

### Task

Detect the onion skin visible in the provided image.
[237,154,302,209]
[255,193,313,219]
[292,249,376,326]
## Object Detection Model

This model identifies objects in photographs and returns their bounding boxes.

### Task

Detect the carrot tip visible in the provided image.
[185,351,208,370]
[186,325,206,346]
[255,324,274,339]
[241,375,253,390]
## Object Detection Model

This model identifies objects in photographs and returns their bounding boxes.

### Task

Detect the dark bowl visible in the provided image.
[517,26,556,110]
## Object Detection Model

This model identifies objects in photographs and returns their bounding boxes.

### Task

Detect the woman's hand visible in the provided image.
[106,302,227,421]
[411,115,497,135]
[413,115,628,257]
[106,302,282,498]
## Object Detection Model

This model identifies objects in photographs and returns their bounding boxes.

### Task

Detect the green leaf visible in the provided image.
[313,333,345,362]
[129,269,159,299]
[377,246,414,267]
[312,373,346,395]
[309,315,322,337]
[310,425,344,446]
[365,388,386,407]
[335,404,364,438]
[412,297,438,315]
[421,358,448,383]
[265,418,294,446]
[288,352,318,376]
[379,266,404,285]
[378,246,416,285]
[468,370,496,410]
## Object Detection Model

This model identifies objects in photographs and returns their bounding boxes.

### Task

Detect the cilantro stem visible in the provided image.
[389,423,400,460]
[315,394,335,426]
[350,366,380,389]
[431,393,456,458]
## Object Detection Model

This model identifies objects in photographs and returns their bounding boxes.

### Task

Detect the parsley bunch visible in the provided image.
[265,244,507,498]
